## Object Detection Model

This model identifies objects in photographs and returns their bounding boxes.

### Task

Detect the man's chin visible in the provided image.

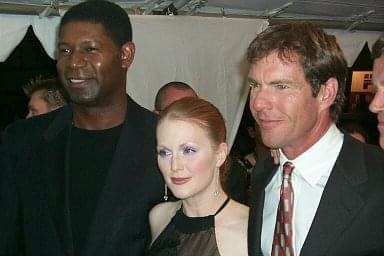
[261,137,281,149]
[70,98,100,107]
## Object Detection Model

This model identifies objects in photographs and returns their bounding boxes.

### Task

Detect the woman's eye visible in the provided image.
[158,149,171,157]
[183,146,196,155]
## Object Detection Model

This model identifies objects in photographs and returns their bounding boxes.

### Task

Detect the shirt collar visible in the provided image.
[278,124,344,187]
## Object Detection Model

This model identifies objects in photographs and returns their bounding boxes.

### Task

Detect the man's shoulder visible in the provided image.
[338,135,384,184]
[1,108,66,166]
[126,96,157,126]
[253,155,276,173]
[4,108,61,141]
[359,142,384,171]
[342,135,384,162]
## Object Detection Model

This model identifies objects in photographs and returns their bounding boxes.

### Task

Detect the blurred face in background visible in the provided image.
[158,88,197,112]
[26,90,50,118]
[369,55,384,149]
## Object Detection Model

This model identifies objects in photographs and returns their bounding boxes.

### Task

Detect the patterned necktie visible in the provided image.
[271,161,295,256]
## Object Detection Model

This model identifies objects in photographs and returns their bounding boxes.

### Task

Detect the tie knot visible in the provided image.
[283,161,294,176]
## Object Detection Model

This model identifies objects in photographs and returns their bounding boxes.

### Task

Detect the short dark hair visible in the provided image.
[372,35,384,60]
[247,22,348,122]
[59,0,132,47]
[23,76,68,109]
[155,81,197,111]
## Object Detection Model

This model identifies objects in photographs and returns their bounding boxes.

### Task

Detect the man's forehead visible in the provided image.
[59,21,106,37]
[165,88,196,100]
[249,53,300,74]
[373,56,384,87]
[31,89,46,98]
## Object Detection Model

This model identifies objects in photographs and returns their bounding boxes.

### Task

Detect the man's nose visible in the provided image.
[250,87,272,112]
[369,90,384,113]
[68,51,86,69]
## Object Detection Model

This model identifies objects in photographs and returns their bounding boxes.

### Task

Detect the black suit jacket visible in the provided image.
[248,135,384,256]
[0,96,164,256]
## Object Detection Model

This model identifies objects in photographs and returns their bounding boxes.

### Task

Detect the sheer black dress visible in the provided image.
[147,198,230,256]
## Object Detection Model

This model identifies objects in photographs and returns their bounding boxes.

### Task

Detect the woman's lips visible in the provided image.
[171,177,191,185]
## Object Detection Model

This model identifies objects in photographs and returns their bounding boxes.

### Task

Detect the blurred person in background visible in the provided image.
[154,81,197,113]
[369,35,384,149]
[23,76,68,118]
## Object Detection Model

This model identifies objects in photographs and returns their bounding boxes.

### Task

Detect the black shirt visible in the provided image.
[69,124,123,255]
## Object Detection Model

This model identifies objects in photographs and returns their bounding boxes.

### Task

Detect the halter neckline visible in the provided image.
[214,197,230,216]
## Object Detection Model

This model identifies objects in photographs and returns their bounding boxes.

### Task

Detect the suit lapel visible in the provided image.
[301,136,367,255]
[40,106,75,255]
[249,157,278,256]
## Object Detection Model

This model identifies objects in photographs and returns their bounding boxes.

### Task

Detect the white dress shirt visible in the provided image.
[261,124,344,256]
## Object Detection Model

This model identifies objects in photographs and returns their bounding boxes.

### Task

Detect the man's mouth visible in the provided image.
[70,79,86,83]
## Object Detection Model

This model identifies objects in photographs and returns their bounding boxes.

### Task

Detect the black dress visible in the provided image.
[147,198,230,256]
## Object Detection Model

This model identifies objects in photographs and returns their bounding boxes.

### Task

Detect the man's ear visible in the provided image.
[121,42,135,68]
[318,77,338,111]
[216,142,228,168]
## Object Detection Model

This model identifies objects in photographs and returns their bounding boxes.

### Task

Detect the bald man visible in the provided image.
[154,81,197,113]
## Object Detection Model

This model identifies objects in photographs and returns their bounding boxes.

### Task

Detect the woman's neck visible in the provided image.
[181,188,228,217]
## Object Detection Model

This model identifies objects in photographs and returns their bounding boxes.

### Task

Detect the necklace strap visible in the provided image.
[214,197,230,216]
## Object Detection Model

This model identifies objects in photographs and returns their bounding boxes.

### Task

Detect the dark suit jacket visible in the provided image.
[0,96,164,256]
[248,135,384,256]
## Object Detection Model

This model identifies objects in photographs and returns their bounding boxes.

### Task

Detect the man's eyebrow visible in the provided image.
[269,79,293,85]
[247,77,258,85]
[57,42,67,47]
[247,78,294,86]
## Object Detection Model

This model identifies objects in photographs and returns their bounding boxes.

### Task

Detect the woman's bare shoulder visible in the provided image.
[225,200,249,221]
[149,201,181,242]
[215,200,249,256]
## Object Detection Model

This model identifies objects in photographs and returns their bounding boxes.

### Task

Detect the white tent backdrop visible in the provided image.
[326,29,383,67]
[0,13,382,146]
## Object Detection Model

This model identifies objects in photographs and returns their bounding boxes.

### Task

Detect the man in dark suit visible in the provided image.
[0,1,163,255]
[247,22,384,256]
[369,35,384,149]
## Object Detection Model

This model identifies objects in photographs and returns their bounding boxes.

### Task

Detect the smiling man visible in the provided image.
[247,23,384,256]
[369,36,384,149]
[0,1,163,255]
